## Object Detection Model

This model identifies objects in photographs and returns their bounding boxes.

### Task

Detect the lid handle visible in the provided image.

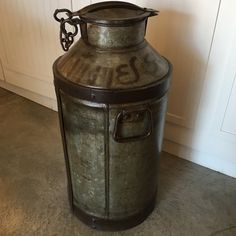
[143,8,159,17]
[78,1,158,17]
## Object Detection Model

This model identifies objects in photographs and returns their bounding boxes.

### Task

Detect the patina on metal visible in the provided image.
[53,1,172,231]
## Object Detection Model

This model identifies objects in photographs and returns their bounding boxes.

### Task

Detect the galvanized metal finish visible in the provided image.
[53,1,172,230]
[55,40,170,90]
[86,21,146,48]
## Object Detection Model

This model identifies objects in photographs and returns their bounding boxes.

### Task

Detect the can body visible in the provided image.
[53,1,172,230]
[59,91,167,219]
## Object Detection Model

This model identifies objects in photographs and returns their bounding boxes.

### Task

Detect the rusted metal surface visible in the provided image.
[55,40,170,89]
[59,92,167,220]
[87,22,146,48]
[53,1,172,230]
[61,92,106,217]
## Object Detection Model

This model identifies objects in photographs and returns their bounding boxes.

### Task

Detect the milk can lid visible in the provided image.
[77,1,158,25]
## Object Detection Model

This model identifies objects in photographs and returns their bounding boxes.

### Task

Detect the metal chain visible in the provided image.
[54,9,81,51]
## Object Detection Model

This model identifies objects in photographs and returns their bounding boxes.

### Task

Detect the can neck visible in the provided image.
[81,20,147,49]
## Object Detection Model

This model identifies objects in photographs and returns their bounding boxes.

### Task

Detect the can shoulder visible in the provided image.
[54,39,171,90]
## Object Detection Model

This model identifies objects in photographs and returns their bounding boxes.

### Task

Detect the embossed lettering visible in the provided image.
[129,56,139,82]
[115,56,140,84]
[105,68,114,88]
[116,64,129,83]
[87,65,101,85]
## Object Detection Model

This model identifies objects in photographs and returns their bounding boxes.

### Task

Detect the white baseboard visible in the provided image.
[163,139,236,178]
[0,80,58,111]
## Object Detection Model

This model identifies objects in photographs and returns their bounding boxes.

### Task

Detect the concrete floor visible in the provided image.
[0,87,236,236]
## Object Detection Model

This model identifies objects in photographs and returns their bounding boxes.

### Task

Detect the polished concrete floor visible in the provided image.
[0,88,236,236]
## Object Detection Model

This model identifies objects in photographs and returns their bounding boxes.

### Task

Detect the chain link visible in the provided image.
[54,9,81,51]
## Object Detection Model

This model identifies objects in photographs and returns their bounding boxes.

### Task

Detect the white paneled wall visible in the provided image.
[218,25,236,136]
[222,78,236,135]
[162,0,236,177]
[72,0,91,10]
[0,0,71,108]
[0,0,235,177]
[146,0,221,128]
[0,61,4,81]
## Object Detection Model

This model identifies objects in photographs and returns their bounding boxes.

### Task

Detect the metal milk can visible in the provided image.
[53,1,172,230]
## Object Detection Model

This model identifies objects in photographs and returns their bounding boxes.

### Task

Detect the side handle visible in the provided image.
[113,108,153,143]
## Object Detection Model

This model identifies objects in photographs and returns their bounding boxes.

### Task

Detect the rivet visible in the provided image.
[92,218,96,229]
